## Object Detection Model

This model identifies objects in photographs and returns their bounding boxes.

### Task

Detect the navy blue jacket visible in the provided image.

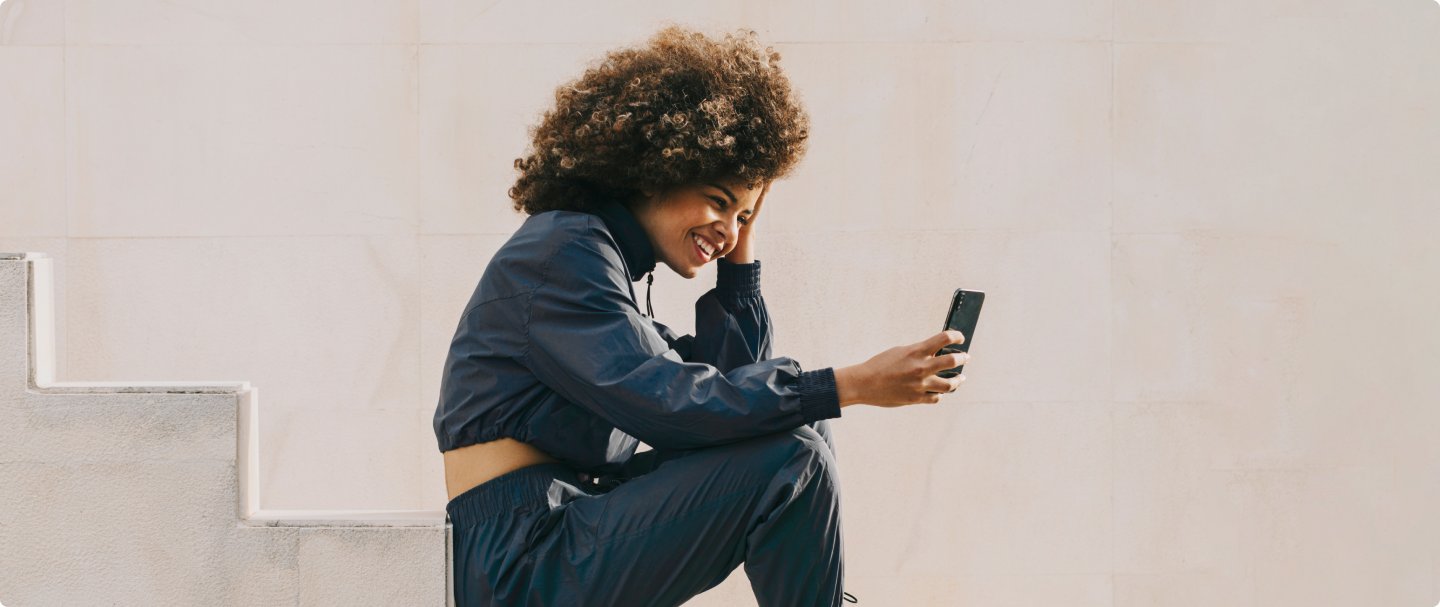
[433,201,841,476]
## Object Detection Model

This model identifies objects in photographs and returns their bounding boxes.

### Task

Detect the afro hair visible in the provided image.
[508,24,811,215]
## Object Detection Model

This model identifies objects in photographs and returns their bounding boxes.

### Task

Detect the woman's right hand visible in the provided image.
[833,330,969,408]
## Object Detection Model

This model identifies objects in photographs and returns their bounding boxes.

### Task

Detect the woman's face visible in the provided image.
[630,179,762,279]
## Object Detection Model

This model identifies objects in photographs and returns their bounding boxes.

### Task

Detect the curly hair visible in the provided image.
[508,25,811,215]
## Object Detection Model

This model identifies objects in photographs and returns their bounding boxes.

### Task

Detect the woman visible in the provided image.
[435,25,969,607]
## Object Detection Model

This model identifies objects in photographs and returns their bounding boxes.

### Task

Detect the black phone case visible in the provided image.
[935,289,984,384]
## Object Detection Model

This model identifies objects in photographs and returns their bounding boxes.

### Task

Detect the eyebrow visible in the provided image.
[705,182,750,214]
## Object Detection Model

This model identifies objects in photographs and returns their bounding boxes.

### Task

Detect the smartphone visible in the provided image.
[935,289,984,383]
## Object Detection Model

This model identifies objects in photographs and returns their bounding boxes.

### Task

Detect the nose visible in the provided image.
[713,216,734,245]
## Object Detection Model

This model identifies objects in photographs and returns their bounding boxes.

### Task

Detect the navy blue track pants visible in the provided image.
[448,421,844,607]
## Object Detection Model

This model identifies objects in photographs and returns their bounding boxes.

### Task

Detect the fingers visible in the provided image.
[921,373,964,395]
[926,350,970,374]
[918,329,965,354]
[746,181,770,223]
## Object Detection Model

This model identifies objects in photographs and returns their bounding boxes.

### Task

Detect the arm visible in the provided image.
[690,260,771,372]
[520,233,839,451]
[689,180,771,371]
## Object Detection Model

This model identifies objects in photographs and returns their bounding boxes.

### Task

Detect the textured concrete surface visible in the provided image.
[298,528,449,606]
[62,237,425,511]
[0,258,448,606]
[3,1,1440,605]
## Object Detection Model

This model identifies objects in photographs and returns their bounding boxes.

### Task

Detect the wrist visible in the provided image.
[834,364,866,408]
[724,231,755,263]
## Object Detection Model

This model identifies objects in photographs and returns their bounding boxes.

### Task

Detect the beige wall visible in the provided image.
[3,0,1439,604]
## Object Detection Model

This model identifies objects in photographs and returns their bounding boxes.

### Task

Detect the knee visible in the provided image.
[808,419,836,456]
[757,425,840,491]
[787,424,832,460]
[715,424,840,492]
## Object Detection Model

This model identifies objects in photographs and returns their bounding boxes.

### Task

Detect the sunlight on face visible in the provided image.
[629,179,763,278]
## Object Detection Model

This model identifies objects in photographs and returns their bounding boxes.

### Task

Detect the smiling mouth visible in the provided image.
[691,232,717,262]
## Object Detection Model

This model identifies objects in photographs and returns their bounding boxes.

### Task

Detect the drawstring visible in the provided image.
[844,592,858,603]
[645,272,654,318]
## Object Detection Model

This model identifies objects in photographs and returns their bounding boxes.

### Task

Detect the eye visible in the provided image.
[711,195,747,225]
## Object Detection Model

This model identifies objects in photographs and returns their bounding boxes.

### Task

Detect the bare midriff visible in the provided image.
[443,438,562,502]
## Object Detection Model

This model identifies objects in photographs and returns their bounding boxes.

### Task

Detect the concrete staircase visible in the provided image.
[0,253,451,606]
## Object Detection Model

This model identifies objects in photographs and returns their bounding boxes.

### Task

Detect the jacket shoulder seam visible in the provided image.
[457,291,526,325]
[519,217,610,365]
[461,215,609,324]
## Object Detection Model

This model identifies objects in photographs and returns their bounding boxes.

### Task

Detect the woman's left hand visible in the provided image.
[722,181,768,264]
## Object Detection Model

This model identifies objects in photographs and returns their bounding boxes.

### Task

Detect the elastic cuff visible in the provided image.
[716,259,761,298]
[797,367,842,423]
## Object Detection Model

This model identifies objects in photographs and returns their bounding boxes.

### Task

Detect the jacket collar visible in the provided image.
[591,200,656,282]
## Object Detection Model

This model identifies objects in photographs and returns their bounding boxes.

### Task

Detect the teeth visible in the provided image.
[693,234,715,257]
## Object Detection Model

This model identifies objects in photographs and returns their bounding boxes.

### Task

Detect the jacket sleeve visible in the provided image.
[519,231,840,451]
[689,260,771,373]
